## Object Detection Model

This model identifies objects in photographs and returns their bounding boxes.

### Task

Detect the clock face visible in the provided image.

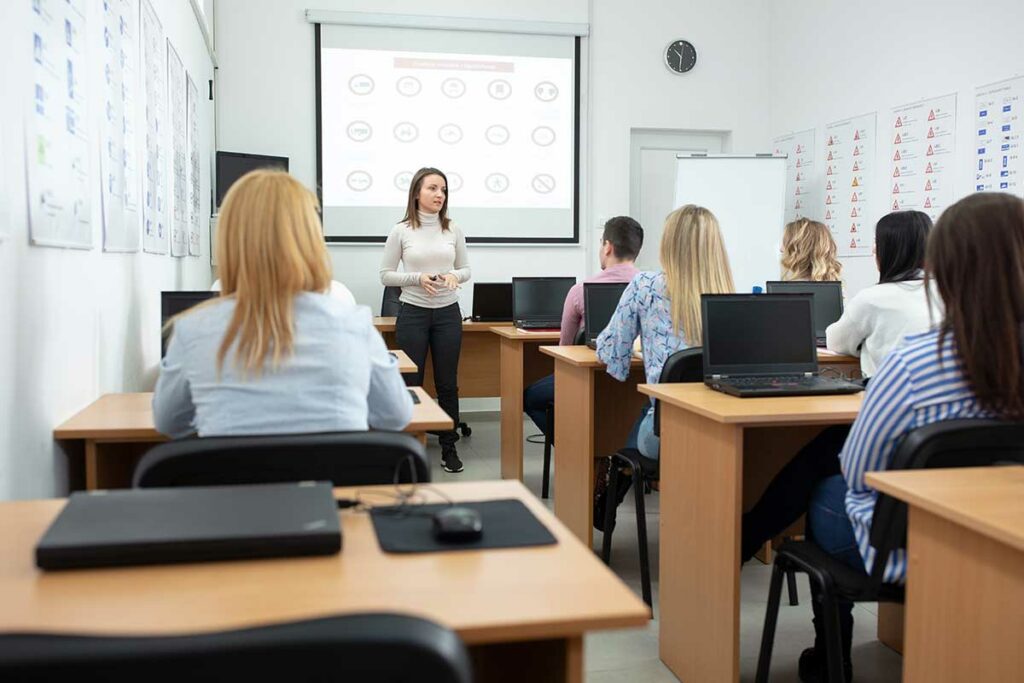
[665,40,697,74]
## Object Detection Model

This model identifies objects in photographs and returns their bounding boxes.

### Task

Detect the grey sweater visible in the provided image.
[379,211,471,309]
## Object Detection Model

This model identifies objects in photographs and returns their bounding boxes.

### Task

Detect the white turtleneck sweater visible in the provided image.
[379,211,471,309]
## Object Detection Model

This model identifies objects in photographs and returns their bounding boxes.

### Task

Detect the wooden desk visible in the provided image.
[0,480,649,683]
[490,327,562,480]
[867,467,1024,683]
[54,389,453,491]
[374,317,512,397]
[389,348,417,374]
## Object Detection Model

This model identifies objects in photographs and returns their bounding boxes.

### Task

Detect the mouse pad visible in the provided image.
[369,499,557,554]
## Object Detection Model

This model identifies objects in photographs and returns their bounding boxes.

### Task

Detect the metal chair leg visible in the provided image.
[600,459,618,564]
[755,559,787,683]
[541,405,554,499]
[633,467,652,608]
[786,567,800,606]
[821,587,847,683]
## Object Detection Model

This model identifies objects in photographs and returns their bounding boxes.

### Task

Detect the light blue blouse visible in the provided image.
[153,293,414,439]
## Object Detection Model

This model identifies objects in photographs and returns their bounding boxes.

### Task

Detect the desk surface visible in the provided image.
[541,345,641,368]
[0,480,649,644]
[489,326,561,342]
[54,388,453,440]
[638,383,863,425]
[867,466,1024,553]
[373,317,513,333]
[390,349,416,374]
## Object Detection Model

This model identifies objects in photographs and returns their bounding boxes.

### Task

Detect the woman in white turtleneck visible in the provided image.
[379,167,471,473]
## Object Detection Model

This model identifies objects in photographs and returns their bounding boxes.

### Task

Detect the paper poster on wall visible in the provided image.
[773,129,818,224]
[27,0,92,249]
[101,0,140,252]
[186,73,202,255]
[0,119,8,241]
[974,76,1023,197]
[141,0,167,254]
[167,40,187,257]
[889,94,957,222]
[823,113,876,258]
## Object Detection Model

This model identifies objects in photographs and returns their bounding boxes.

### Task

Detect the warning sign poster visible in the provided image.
[823,112,877,258]
[773,128,818,224]
[889,94,957,222]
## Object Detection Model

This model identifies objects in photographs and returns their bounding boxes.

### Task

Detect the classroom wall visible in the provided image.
[767,0,1024,296]
[0,1,215,500]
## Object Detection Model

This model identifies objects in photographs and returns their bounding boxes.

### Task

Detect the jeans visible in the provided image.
[523,374,554,437]
[395,302,462,448]
[636,405,658,459]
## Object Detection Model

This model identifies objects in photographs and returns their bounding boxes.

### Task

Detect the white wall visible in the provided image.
[767,0,1024,295]
[0,0,215,500]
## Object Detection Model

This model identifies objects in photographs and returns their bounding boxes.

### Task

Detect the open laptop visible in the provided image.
[512,277,576,329]
[701,293,864,398]
[583,282,628,348]
[765,281,844,346]
[472,282,513,322]
[161,290,218,357]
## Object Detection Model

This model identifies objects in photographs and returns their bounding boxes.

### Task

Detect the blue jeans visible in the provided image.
[523,374,555,437]
[636,405,659,459]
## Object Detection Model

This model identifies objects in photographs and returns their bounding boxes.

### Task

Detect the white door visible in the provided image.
[629,130,727,272]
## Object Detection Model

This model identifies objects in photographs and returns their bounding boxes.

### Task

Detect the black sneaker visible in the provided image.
[441,446,464,473]
[798,647,853,683]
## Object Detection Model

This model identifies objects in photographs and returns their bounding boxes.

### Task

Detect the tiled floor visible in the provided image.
[427,416,904,682]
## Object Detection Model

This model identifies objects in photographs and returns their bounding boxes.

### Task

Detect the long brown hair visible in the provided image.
[401,167,451,230]
[781,218,842,281]
[215,169,332,375]
[926,192,1024,417]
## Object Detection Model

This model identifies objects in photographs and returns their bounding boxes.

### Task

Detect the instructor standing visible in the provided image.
[380,167,471,473]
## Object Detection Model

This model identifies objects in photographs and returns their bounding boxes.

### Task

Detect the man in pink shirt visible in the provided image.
[524,217,643,437]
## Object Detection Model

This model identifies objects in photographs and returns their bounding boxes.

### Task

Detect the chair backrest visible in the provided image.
[0,614,473,683]
[381,286,403,316]
[653,348,703,436]
[573,327,586,345]
[133,431,429,489]
[867,419,1024,589]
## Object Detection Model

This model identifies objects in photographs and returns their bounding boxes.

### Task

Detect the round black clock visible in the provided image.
[665,40,697,74]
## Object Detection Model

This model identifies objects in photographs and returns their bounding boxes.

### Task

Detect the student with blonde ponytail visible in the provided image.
[154,169,412,438]
[780,218,843,282]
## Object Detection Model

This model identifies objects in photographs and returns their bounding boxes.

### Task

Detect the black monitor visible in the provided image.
[216,151,289,209]
[511,277,576,328]
[472,283,513,322]
[583,282,628,345]
[765,281,844,344]
[161,291,218,357]
[701,293,817,377]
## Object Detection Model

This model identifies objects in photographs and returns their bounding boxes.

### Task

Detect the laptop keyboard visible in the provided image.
[727,376,818,387]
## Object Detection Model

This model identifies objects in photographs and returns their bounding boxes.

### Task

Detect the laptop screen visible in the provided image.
[701,294,818,376]
[512,277,576,323]
[161,291,218,357]
[765,281,843,340]
[472,283,513,321]
[584,282,628,343]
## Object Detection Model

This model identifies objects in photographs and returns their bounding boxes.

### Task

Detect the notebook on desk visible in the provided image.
[583,282,628,349]
[512,277,576,329]
[765,281,843,347]
[471,282,513,322]
[161,290,218,357]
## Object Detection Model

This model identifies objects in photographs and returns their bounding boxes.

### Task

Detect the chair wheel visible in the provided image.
[460,424,472,437]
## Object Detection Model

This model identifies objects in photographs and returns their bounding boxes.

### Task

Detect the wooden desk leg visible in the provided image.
[85,441,100,491]
[877,603,904,654]
[470,636,583,683]
[659,407,743,683]
[553,362,595,545]
[499,338,526,481]
[85,442,153,490]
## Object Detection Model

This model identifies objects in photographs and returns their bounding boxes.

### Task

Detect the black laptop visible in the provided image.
[512,277,576,329]
[765,281,844,346]
[36,482,342,570]
[701,294,864,398]
[583,282,628,348]
[161,290,218,357]
[471,282,513,322]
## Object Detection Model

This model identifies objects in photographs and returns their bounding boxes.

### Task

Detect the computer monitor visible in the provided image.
[511,277,576,328]
[701,293,818,377]
[161,291,218,357]
[216,151,289,209]
[472,283,513,322]
[583,282,628,345]
[765,281,844,345]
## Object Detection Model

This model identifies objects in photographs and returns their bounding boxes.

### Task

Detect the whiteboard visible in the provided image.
[673,155,786,293]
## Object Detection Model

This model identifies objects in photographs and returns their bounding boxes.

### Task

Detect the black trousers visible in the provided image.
[395,302,462,448]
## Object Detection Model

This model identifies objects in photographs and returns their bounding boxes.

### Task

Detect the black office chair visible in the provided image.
[755,419,1024,683]
[381,286,403,317]
[0,613,473,682]
[133,431,429,488]
[539,327,586,499]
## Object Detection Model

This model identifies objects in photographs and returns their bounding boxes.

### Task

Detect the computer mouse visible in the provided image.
[432,506,483,543]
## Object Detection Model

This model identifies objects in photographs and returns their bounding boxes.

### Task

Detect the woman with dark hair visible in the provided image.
[379,167,471,472]
[826,210,939,377]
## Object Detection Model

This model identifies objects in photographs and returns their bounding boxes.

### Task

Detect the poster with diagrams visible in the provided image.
[27,0,91,248]
[186,73,201,255]
[773,129,817,224]
[0,117,8,241]
[823,113,876,257]
[167,40,187,257]
[889,94,957,222]
[974,76,1023,197]
[101,0,140,252]
[141,0,166,254]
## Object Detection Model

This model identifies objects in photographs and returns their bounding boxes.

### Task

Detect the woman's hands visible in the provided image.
[440,273,460,291]
[418,273,439,295]
[419,273,460,295]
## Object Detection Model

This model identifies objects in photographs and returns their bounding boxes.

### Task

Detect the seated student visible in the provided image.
[596,205,734,460]
[154,169,413,438]
[522,216,643,437]
[780,217,843,282]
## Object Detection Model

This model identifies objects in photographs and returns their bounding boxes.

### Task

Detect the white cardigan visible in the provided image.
[825,279,940,377]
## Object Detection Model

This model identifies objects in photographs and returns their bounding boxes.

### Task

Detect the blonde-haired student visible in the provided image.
[154,169,412,438]
[781,218,843,282]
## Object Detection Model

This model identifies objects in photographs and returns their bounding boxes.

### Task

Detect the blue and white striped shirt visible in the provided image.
[840,329,996,583]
